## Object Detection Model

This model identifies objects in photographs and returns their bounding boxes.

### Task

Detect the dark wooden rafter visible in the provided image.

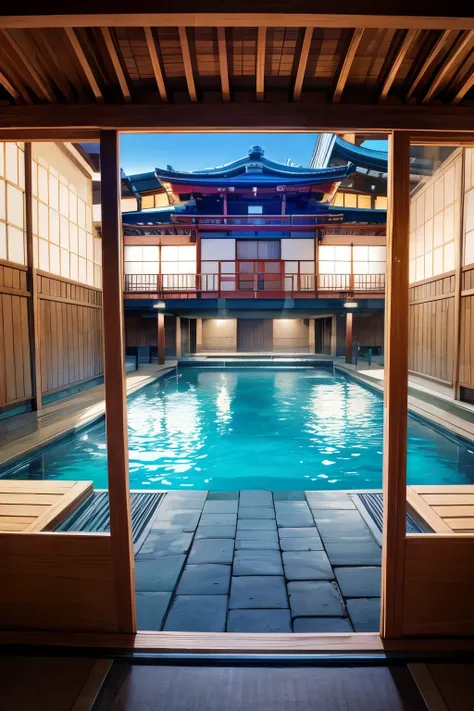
[406,30,452,101]
[0,68,22,103]
[101,27,132,103]
[29,29,75,102]
[332,28,364,103]
[65,28,103,101]
[379,29,420,101]
[450,56,474,105]
[178,27,197,102]
[143,27,168,102]
[292,27,313,102]
[0,29,56,102]
[256,26,266,101]
[217,27,230,102]
[423,30,474,104]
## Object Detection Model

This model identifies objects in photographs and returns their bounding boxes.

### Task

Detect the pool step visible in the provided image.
[56,491,164,549]
[354,492,430,544]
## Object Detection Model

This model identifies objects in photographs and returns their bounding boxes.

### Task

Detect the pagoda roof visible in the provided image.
[155,145,354,187]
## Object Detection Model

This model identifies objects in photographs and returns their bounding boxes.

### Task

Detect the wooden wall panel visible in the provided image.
[37,273,103,394]
[459,293,474,388]
[408,275,455,383]
[0,261,32,407]
[403,535,474,637]
[353,313,384,349]
[0,532,118,633]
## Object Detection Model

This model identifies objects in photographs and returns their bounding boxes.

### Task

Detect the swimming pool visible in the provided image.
[3,367,474,490]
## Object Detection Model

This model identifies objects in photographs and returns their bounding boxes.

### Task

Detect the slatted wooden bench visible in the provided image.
[0,480,93,532]
[407,485,474,534]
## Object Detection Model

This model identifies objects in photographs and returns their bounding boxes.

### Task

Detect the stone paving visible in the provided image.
[135,490,382,633]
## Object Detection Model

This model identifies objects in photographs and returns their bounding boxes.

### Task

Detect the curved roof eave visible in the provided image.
[154,163,355,185]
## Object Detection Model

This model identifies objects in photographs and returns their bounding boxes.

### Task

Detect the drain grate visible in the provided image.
[357,492,428,534]
[57,491,164,544]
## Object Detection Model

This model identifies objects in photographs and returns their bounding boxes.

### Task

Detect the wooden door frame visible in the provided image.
[2,126,474,652]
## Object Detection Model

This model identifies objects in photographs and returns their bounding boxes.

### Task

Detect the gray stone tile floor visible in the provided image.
[135,490,382,633]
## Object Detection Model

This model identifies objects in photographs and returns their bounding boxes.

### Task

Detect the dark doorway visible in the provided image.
[189,319,197,354]
[237,319,273,352]
[315,317,332,355]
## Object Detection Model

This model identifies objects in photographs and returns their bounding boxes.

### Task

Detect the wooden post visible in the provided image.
[175,315,182,358]
[195,228,201,292]
[453,149,466,400]
[381,131,410,639]
[345,312,353,363]
[308,318,315,353]
[100,130,135,634]
[330,315,337,355]
[196,317,203,353]
[24,143,42,411]
[157,312,165,364]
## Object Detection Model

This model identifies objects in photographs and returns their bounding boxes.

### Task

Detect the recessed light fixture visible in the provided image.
[153,301,166,309]
[343,301,358,308]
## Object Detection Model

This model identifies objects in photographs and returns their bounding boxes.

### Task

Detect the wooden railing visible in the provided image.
[170,213,345,227]
[124,273,385,295]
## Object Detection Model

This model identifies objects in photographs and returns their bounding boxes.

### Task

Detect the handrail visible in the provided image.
[124,273,385,294]
[170,213,344,227]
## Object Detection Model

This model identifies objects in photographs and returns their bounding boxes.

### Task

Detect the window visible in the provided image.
[237,240,280,259]
[248,205,263,214]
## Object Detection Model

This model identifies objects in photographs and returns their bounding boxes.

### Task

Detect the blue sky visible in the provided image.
[119,133,319,174]
[119,133,389,175]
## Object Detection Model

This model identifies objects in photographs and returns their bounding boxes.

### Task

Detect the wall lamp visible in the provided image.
[343,301,358,308]
[153,301,166,309]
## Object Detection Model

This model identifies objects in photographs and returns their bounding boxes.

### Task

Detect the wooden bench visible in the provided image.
[0,480,93,532]
[407,485,474,534]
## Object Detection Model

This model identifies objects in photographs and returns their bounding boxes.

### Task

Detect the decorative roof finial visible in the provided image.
[248,145,264,159]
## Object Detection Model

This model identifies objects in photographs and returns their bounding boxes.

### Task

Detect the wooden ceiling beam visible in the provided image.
[256,26,266,102]
[217,27,230,102]
[30,29,75,102]
[292,27,313,102]
[178,27,197,102]
[422,30,474,104]
[451,67,474,105]
[379,29,420,101]
[406,30,452,101]
[0,29,56,102]
[333,28,364,103]
[101,27,132,103]
[143,27,168,103]
[65,28,103,102]
[0,69,22,103]
[2,102,474,133]
[2,14,474,31]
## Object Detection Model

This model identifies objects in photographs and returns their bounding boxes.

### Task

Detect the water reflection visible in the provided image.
[2,368,474,491]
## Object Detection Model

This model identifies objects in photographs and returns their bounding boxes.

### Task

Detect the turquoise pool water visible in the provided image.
[3,368,474,490]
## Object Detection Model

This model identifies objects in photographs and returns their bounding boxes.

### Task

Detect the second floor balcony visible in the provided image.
[124,271,385,299]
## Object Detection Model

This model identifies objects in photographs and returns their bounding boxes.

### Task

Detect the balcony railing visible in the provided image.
[124,273,385,296]
[170,213,344,227]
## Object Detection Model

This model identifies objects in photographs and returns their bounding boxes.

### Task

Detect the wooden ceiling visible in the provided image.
[1,18,474,108]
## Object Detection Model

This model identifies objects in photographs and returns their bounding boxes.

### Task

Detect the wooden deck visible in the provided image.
[408,485,474,534]
[0,480,92,532]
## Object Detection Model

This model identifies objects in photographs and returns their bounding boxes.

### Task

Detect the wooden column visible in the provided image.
[175,315,182,358]
[24,143,42,411]
[195,228,201,292]
[381,131,410,639]
[330,315,337,356]
[453,149,466,400]
[196,317,203,353]
[100,130,135,634]
[308,318,315,353]
[157,312,165,364]
[345,312,353,363]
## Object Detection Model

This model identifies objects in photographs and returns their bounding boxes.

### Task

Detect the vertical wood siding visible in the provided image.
[408,274,455,384]
[37,273,103,395]
[0,262,32,406]
[459,266,474,388]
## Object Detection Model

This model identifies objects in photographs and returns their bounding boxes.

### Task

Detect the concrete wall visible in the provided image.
[272,319,310,353]
[201,318,237,352]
